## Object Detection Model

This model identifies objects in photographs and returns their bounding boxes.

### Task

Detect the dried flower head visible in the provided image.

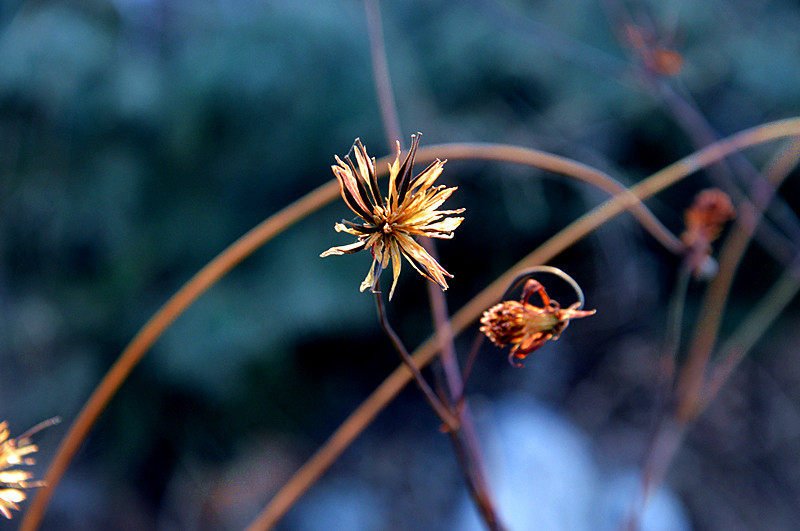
[0,418,58,519]
[480,279,595,367]
[624,23,683,77]
[321,134,465,299]
[681,188,736,277]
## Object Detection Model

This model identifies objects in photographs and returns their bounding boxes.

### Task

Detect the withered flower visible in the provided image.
[321,134,465,299]
[480,279,595,367]
[681,188,735,277]
[624,23,683,77]
[0,419,57,519]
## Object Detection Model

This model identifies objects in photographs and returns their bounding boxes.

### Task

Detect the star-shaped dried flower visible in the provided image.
[0,419,57,519]
[480,279,596,367]
[321,134,465,299]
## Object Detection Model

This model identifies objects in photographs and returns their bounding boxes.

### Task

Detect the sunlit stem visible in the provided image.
[631,132,800,526]
[701,262,800,410]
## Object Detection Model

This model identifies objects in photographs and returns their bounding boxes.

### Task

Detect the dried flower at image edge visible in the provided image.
[480,279,596,367]
[321,134,465,299]
[0,420,56,519]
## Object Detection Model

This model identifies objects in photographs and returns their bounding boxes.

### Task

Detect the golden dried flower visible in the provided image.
[0,418,58,519]
[480,279,595,367]
[321,134,465,299]
[681,188,736,277]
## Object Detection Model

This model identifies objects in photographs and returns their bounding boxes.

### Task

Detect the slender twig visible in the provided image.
[629,132,800,526]
[364,1,502,526]
[694,140,800,411]
[445,427,503,531]
[459,333,486,404]
[674,164,798,422]
[247,119,800,530]
[374,292,460,431]
[472,0,628,79]
[364,0,402,149]
[419,143,684,255]
[602,0,800,269]
[421,241,503,531]
[625,259,691,530]
[659,263,693,389]
[673,203,758,422]
[632,416,688,518]
[701,263,800,409]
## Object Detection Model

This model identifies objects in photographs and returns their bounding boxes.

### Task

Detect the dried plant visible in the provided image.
[481,277,595,367]
[0,419,58,520]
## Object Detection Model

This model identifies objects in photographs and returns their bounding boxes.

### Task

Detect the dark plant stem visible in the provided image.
[376,288,505,530]
[459,332,486,404]
[421,242,503,531]
[601,0,800,269]
[364,0,402,146]
[625,258,691,531]
[363,0,503,527]
[626,133,800,531]
[446,428,504,531]
[374,292,459,431]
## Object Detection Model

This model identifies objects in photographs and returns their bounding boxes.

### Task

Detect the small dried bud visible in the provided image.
[480,301,559,350]
[480,279,595,367]
[624,24,683,77]
[682,189,736,278]
[683,189,736,245]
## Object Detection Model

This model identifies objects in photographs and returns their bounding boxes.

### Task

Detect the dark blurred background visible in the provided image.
[2,0,800,529]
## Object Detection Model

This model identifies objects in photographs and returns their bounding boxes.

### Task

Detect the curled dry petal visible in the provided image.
[480,279,595,367]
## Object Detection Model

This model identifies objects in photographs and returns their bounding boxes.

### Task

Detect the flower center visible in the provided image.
[383,223,393,234]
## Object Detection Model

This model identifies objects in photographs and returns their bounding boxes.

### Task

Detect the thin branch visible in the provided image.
[374,292,460,431]
[625,259,691,530]
[364,1,501,525]
[364,0,402,149]
[673,201,761,421]
[629,132,800,522]
[701,263,800,408]
[419,143,684,255]
[421,240,503,531]
[674,143,800,423]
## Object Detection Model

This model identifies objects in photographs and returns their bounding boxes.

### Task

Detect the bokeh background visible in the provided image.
[2,0,800,529]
